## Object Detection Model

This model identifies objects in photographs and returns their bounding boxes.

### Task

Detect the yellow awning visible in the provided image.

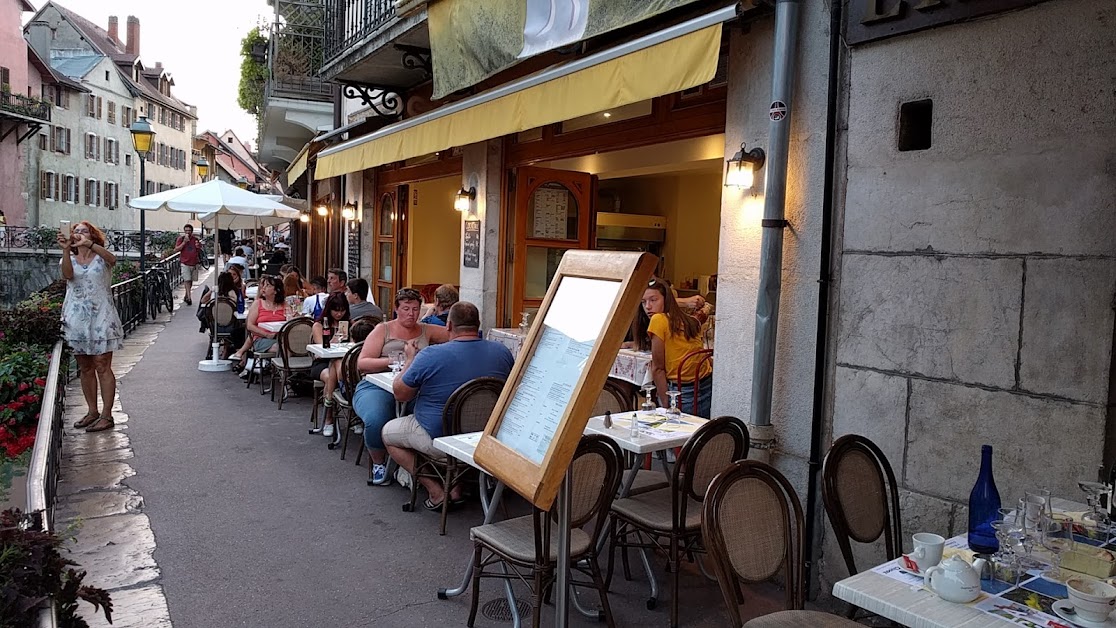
[286,146,309,183]
[315,22,722,180]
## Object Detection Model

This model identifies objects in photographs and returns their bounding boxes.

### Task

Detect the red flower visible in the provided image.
[33,377,46,386]
[18,382,29,391]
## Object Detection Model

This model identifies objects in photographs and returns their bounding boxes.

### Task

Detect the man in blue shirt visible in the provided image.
[386,301,514,509]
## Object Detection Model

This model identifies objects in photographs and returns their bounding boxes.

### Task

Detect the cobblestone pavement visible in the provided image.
[54,276,790,627]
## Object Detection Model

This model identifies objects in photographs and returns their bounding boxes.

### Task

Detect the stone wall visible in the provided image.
[0,251,63,307]
[821,0,1116,593]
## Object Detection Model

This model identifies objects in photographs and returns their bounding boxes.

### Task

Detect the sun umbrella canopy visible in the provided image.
[129,179,293,216]
[196,210,298,230]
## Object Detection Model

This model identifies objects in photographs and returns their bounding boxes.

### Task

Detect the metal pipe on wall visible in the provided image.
[748,0,802,461]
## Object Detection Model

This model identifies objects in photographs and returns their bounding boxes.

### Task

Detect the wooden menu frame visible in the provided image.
[474,250,657,510]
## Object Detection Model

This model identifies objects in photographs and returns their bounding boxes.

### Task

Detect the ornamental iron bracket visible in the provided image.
[394,44,432,79]
[340,82,404,118]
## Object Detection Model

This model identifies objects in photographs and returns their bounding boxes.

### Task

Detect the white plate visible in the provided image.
[1053,599,1116,628]
[896,561,925,578]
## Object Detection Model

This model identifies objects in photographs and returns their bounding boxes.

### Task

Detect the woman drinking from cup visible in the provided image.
[642,278,712,418]
[353,288,450,486]
[310,292,351,438]
[56,221,124,433]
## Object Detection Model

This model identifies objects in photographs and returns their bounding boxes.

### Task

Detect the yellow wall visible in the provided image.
[597,169,721,287]
[406,176,462,287]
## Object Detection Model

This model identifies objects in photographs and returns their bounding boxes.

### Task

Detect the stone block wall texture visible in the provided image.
[821,0,1116,598]
[0,251,63,307]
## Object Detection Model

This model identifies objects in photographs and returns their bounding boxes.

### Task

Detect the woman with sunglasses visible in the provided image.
[310,292,351,438]
[641,278,712,418]
[56,221,124,433]
[353,288,450,486]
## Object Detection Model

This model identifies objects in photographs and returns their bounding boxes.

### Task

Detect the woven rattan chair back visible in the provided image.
[278,318,313,360]
[702,460,806,624]
[211,297,237,327]
[555,434,624,531]
[591,379,633,416]
[339,342,364,403]
[821,434,902,576]
[442,376,505,437]
[351,315,383,328]
[675,415,749,503]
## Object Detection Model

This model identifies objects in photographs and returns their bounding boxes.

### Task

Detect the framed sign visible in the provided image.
[463,219,480,268]
[474,250,657,509]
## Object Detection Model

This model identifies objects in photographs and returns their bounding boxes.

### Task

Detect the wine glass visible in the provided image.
[640,383,656,414]
[1079,480,1111,526]
[390,350,404,374]
[1039,514,1074,581]
[518,311,531,335]
[666,390,681,416]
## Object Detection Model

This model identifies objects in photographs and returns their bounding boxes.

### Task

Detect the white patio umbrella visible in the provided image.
[130,179,298,372]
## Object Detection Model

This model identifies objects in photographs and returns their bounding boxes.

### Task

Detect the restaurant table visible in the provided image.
[434,410,708,622]
[306,343,356,360]
[246,285,258,299]
[487,328,653,386]
[259,321,285,333]
[363,372,407,418]
[832,497,1087,628]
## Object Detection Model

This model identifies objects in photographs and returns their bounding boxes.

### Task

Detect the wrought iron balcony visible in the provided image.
[266,76,337,103]
[0,91,51,122]
[323,0,397,68]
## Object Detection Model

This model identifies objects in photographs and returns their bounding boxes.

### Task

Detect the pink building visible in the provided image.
[0,0,50,227]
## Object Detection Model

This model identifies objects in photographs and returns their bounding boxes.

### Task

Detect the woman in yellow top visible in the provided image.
[642,278,712,417]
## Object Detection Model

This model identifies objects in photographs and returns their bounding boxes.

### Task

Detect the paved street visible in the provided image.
[58,297,783,627]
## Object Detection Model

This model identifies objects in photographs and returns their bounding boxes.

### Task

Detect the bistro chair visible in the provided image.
[820,434,903,620]
[675,349,713,415]
[330,343,366,460]
[207,296,237,360]
[607,415,749,628]
[404,376,506,535]
[350,315,383,329]
[271,318,314,410]
[702,460,860,628]
[468,434,624,628]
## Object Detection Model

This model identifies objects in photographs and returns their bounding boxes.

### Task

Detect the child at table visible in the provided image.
[311,292,352,438]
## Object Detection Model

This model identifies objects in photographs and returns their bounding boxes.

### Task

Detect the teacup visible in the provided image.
[1066,576,1116,623]
[903,532,945,573]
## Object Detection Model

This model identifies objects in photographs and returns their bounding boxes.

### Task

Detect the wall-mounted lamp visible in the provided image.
[299,212,310,223]
[316,204,329,217]
[237,176,249,190]
[341,202,356,221]
[724,142,766,190]
[454,186,476,212]
[194,157,209,180]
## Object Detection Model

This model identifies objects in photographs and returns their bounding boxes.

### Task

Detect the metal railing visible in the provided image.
[26,341,66,533]
[0,91,51,122]
[323,0,396,67]
[113,252,182,333]
[0,227,182,256]
[266,76,337,102]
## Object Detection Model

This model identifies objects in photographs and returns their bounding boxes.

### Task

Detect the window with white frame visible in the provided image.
[63,175,77,203]
[84,178,100,206]
[104,182,117,209]
[40,171,57,200]
[85,133,98,160]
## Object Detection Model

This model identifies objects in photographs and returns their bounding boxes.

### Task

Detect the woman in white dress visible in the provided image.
[56,221,124,433]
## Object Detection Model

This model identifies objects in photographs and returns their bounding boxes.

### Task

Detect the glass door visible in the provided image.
[510,166,594,319]
[373,184,409,316]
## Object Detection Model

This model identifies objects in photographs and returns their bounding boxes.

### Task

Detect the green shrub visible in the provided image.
[0,509,113,627]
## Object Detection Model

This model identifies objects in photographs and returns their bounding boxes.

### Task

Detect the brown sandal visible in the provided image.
[85,417,114,433]
[73,412,99,429]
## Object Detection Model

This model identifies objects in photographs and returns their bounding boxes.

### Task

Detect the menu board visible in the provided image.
[531,186,570,239]
[463,219,480,268]
[474,250,657,510]
[495,277,619,463]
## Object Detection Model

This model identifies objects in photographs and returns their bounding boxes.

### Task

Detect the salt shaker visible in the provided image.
[629,412,639,439]
[603,410,612,429]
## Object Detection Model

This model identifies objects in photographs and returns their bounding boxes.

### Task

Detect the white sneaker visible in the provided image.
[352,425,364,435]
[322,423,335,438]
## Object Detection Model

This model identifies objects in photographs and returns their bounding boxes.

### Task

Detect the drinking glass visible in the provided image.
[518,311,531,335]
[1079,480,1111,526]
[1023,489,1052,527]
[666,390,681,416]
[640,383,656,413]
[390,350,404,374]
[1039,514,1074,580]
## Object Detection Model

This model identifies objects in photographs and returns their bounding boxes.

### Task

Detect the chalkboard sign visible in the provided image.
[463,219,480,269]
[474,250,657,509]
[346,222,361,279]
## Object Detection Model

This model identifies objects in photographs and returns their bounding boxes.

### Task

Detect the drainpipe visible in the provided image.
[748,0,801,462]
[802,0,843,596]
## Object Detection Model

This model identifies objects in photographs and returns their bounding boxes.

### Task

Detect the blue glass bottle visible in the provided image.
[967,445,1001,554]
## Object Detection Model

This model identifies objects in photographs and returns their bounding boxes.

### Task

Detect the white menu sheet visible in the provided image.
[531,187,570,239]
[496,276,621,463]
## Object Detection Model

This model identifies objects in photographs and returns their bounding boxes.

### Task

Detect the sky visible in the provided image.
[28,0,273,146]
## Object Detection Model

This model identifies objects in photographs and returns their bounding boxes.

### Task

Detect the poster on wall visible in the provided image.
[531,186,570,239]
[463,219,480,268]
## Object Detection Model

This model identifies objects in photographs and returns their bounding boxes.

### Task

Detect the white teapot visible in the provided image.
[925,554,987,603]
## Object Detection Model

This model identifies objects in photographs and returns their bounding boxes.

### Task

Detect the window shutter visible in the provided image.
[115,141,120,164]
[54,175,59,201]
[62,90,69,109]
[104,138,109,162]
[115,185,119,208]
[97,97,102,119]
[97,181,102,207]
[39,172,46,199]
[96,137,101,161]
[65,129,71,155]
[49,126,56,152]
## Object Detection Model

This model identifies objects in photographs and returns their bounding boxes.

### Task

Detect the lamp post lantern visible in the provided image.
[195,156,209,182]
[237,176,249,189]
[129,115,155,280]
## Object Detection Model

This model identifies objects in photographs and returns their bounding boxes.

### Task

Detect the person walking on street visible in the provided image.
[174,224,201,305]
[56,221,124,433]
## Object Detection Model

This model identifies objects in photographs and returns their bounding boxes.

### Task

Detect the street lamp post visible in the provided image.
[195,156,209,182]
[129,115,155,277]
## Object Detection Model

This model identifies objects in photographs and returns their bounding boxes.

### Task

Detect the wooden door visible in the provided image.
[509,166,594,319]
[372,184,409,316]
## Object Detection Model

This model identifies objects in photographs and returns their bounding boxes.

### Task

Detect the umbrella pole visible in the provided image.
[199,211,230,372]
